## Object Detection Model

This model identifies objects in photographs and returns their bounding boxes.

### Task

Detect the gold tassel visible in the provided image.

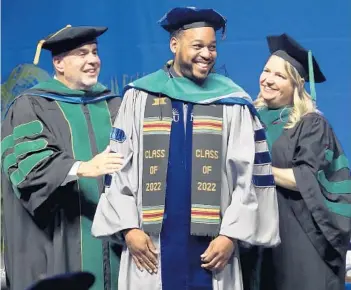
[33,24,72,65]
[33,39,46,65]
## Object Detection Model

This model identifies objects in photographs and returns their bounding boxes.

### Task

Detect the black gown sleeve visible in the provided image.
[292,113,351,271]
[1,95,76,218]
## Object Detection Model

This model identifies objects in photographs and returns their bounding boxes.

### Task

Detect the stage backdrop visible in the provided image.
[1,0,350,158]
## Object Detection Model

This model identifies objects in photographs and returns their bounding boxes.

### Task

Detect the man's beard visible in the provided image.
[177,54,214,85]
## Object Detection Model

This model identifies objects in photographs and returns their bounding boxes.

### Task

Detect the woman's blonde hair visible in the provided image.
[254,57,316,128]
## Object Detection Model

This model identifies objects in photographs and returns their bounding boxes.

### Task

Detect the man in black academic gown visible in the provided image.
[1,25,123,290]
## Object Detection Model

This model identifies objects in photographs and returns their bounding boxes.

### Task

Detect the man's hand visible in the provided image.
[77,146,124,177]
[124,229,158,274]
[201,235,235,271]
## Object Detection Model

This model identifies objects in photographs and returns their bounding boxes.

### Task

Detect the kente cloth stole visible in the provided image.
[142,94,223,236]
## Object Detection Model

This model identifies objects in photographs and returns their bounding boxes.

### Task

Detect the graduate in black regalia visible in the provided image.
[1,25,123,290]
[241,33,351,290]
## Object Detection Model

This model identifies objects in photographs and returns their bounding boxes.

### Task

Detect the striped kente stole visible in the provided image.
[141,94,223,236]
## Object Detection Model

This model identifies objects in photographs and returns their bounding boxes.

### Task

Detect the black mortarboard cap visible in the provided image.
[158,7,226,37]
[33,25,107,65]
[267,33,326,83]
[26,271,95,290]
